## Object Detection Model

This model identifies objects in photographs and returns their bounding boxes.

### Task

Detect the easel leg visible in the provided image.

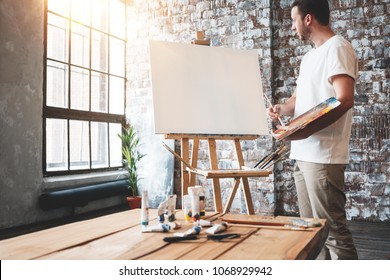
[189,138,199,186]
[181,138,190,199]
[241,177,255,214]
[234,139,255,215]
[223,177,241,214]
[208,139,223,212]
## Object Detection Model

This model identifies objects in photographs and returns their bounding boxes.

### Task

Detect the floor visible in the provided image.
[348,220,390,260]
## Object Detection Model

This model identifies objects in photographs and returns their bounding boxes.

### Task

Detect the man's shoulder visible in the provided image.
[329,35,353,49]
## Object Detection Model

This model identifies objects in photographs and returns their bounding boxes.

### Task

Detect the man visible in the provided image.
[267,0,358,259]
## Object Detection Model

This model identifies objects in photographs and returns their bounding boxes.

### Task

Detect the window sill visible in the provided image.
[42,170,127,191]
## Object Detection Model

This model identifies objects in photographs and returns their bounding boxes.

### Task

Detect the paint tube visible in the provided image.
[205,222,228,234]
[198,219,213,227]
[167,194,177,222]
[174,225,202,237]
[142,223,171,233]
[140,190,149,228]
[157,199,168,223]
[189,186,200,222]
[198,186,205,217]
[183,194,192,222]
[168,221,181,230]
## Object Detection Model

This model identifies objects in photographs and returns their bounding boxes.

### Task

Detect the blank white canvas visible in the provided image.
[149,40,269,136]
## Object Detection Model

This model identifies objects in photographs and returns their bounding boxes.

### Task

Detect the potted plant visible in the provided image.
[118,125,145,209]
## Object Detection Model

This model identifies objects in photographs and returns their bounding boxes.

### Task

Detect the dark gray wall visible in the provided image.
[0,0,126,230]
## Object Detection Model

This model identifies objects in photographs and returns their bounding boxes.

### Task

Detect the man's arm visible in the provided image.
[284,74,355,141]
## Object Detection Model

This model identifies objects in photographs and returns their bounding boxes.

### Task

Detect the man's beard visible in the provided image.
[299,26,311,41]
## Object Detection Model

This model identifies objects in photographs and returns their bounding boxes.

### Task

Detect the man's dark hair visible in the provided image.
[292,0,330,26]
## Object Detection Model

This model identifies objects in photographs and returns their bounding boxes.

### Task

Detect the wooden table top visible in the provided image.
[0,209,328,260]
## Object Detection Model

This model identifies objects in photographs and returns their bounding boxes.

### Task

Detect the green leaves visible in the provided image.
[118,125,145,197]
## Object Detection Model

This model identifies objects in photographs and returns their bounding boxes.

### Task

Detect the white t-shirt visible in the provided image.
[290,35,358,164]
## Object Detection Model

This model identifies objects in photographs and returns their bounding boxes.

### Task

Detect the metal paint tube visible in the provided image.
[168,221,182,230]
[205,222,228,234]
[198,186,205,217]
[142,223,171,233]
[157,199,168,223]
[140,190,149,228]
[183,194,192,222]
[167,194,177,222]
[198,219,213,227]
[188,186,200,222]
[173,225,202,237]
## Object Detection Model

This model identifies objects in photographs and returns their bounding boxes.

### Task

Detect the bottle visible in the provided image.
[198,186,205,217]
[140,190,149,229]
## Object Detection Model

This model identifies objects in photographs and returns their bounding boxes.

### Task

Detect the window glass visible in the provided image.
[110,0,126,39]
[70,66,90,111]
[48,0,70,17]
[71,0,91,25]
[109,123,123,167]
[91,122,109,168]
[47,14,69,62]
[92,0,109,32]
[46,60,68,108]
[110,37,125,76]
[109,76,125,114]
[46,118,68,171]
[71,22,90,67]
[69,120,90,170]
[91,30,108,72]
[91,71,108,113]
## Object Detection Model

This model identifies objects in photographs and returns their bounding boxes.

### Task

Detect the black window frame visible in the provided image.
[43,0,127,176]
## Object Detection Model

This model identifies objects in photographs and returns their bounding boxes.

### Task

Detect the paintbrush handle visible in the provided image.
[263,94,286,126]
[163,235,198,242]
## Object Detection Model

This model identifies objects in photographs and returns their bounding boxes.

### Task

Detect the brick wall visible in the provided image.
[127,0,389,221]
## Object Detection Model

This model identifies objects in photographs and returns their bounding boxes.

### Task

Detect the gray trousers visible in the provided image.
[294,160,358,260]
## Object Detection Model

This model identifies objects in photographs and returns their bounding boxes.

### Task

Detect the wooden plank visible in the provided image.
[137,224,254,260]
[0,210,144,260]
[216,227,319,260]
[116,212,221,260]
[38,222,171,260]
[176,227,255,260]
[165,134,258,140]
[221,213,324,227]
[137,235,209,260]
[36,211,220,260]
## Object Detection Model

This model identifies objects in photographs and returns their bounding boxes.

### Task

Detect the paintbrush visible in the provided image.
[260,146,289,169]
[226,223,313,231]
[262,152,289,170]
[256,145,289,169]
[263,93,285,126]
[162,141,197,172]
[163,233,241,243]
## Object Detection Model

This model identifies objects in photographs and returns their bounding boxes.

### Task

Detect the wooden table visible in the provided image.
[0,209,328,260]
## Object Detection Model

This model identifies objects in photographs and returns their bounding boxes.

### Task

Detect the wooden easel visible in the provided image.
[165,134,271,214]
[162,32,270,214]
